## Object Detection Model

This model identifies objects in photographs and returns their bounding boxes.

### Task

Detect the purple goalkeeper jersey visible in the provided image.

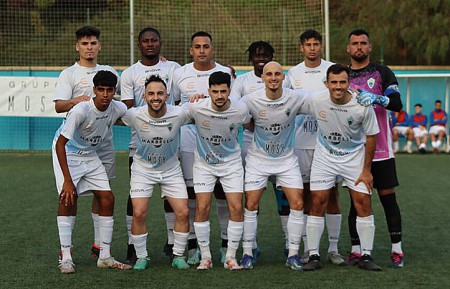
[349,62,400,161]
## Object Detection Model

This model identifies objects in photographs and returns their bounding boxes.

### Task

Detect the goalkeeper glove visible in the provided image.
[356,88,390,107]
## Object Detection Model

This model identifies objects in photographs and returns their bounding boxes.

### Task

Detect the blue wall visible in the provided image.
[1,69,448,151]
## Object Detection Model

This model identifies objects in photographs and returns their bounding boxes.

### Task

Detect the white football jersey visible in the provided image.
[302,91,379,163]
[54,99,126,159]
[242,88,308,165]
[286,59,334,149]
[121,105,191,170]
[53,62,120,101]
[172,62,233,104]
[184,98,250,165]
[120,60,181,151]
[120,60,181,106]
[229,71,264,100]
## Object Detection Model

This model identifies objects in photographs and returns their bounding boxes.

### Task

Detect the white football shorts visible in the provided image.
[193,158,244,193]
[130,160,187,199]
[429,125,446,135]
[310,148,371,194]
[244,156,303,191]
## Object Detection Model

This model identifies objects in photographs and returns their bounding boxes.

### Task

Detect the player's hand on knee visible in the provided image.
[60,180,77,206]
[355,170,373,192]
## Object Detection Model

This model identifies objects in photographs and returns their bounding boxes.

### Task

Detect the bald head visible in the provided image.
[263,61,283,74]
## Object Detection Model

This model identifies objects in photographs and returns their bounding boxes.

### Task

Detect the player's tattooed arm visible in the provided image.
[355,134,376,192]
[55,135,77,206]
[55,96,91,113]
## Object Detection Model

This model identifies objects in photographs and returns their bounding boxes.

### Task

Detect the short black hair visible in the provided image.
[209,71,231,88]
[144,74,167,89]
[414,103,422,108]
[246,41,275,62]
[138,27,161,42]
[191,31,212,42]
[348,28,369,39]
[76,26,100,40]
[300,29,322,44]
[435,100,442,104]
[326,64,350,80]
[93,70,117,87]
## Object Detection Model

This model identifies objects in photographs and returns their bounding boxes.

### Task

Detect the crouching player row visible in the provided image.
[54,71,131,273]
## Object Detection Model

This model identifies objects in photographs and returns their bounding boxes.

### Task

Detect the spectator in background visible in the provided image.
[391,109,412,153]
[409,103,428,154]
[429,100,447,153]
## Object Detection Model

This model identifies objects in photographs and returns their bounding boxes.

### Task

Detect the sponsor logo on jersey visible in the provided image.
[323,132,351,145]
[347,116,354,126]
[140,123,149,130]
[329,107,348,113]
[79,134,102,146]
[367,77,375,89]
[294,80,302,87]
[211,115,228,120]
[80,78,89,85]
[267,102,284,108]
[202,120,210,128]
[149,119,167,124]
[201,134,231,145]
[258,110,267,118]
[262,123,290,135]
[141,137,173,147]
[130,188,146,193]
[187,82,195,89]
[144,68,161,73]
[197,74,210,78]
[95,114,109,120]
[329,148,350,157]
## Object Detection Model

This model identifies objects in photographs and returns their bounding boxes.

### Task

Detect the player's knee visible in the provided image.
[98,192,114,209]
[195,202,210,220]
[288,198,303,211]
[245,199,259,211]
[175,206,189,222]
[228,202,243,220]
[133,208,147,222]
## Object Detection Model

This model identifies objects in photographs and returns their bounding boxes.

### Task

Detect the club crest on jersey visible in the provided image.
[229,123,235,132]
[286,108,291,117]
[347,116,354,126]
[367,78,375,89]
[168,123,173,131]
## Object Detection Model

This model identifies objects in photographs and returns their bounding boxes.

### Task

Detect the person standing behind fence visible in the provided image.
[429,100,447,153]
[53,26,120,262]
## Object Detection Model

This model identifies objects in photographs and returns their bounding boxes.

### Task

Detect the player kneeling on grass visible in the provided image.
[117,75,191,270]
[54,71,130,274]
[301,64,381,271]
[184,71,251,270]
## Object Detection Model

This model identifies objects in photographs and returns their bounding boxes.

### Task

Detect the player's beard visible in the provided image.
[213,99,229,109]
[351,53,368,62]
[151,101,165,112]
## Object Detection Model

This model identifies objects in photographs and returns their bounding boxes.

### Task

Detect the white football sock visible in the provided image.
[393,141,399,151]
[436,140,442,148]
[356,215,375,256]
[302,214,309,253]
[432,141,437,148]
[194,221,211,260]
[406,140,413,147]
[91,213,100,245]
[216,199,230,242]
[287,209,304,257]
[226,220,243,259]
[280,215,289,249]
[326,213,341,253]
[57,216,73,261]
[306,215,324,256]
[173,231,189,257]
[392,241,403,254]
[98,216,114,259]
[188,199,196,240]
[126,215,133,245]
[165,212,175,245]
[351,245,361,254]
[131,233,148,259]
[242,209,258,256]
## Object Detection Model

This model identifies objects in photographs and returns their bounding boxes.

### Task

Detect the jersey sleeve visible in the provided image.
[180,103,194,125]
[229,75,244,100]
[119,68,134,101]
[284,71,292,88]
[171,69,182,103]
[295,89,316,114]
[112,101,127,122]
[60,104,85,140]
[54,69,74,101]
[379,64,402,112]
[362,106,380,136]
[121,107,137,127]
